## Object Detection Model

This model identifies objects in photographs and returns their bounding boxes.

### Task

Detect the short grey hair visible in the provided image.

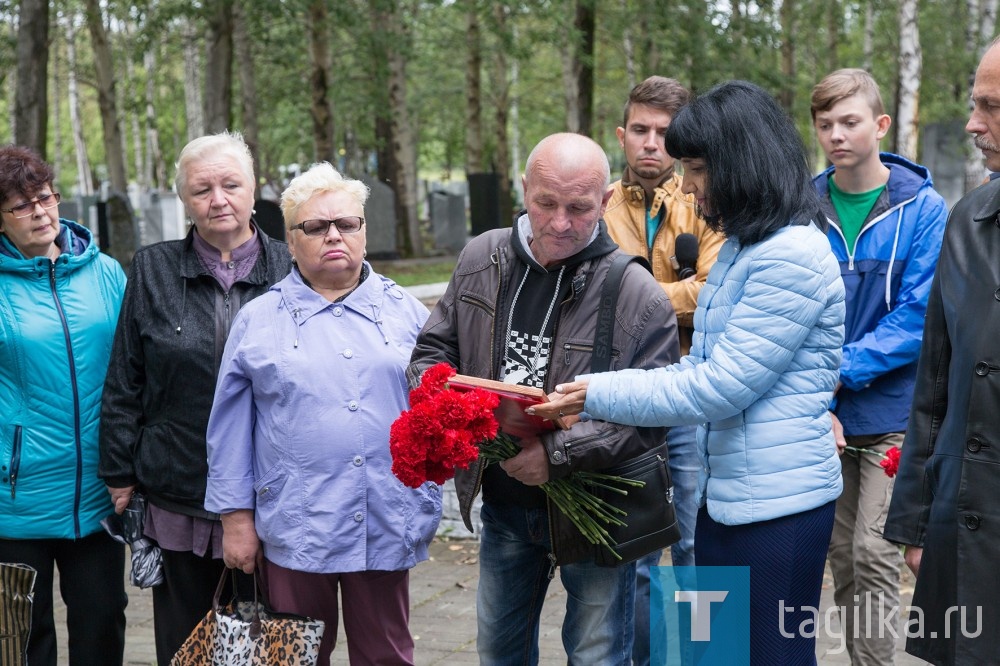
[174,131,255,195]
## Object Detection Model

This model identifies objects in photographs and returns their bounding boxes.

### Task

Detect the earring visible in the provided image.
[252,208,257,214]
[363,250,367,258]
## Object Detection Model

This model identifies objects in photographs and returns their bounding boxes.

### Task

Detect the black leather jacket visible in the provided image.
[99,227,292,517]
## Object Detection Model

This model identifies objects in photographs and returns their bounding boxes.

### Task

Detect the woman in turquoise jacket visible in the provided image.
[0,146,127,665]
[535,82,846,665]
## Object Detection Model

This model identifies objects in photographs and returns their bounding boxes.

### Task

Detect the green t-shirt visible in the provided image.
[828,177,885,254]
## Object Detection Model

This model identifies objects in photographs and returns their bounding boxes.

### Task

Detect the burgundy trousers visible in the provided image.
[261,559,414,666]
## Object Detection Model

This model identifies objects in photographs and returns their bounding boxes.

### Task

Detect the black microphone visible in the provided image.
[672,233,699,279]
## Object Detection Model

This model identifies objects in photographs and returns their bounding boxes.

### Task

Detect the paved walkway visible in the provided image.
[53,537,928,665]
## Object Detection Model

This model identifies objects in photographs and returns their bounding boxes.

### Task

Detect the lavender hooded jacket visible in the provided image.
[205,265,441,573]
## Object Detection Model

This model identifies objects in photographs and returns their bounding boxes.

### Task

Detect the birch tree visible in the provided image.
[895,0,921,161]
[64,12,93,196]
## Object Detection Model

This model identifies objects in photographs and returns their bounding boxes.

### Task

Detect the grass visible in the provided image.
[370,258,457,287]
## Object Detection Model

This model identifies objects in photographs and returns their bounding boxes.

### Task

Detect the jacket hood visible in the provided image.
[510,212,618,272]
[0,219,97,272]
[813,152,933,211]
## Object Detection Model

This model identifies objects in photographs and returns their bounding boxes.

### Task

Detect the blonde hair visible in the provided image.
[280,162,370,227]
[810,68,885,120]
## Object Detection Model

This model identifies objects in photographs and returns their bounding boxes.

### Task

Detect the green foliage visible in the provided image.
[6,0,995,213]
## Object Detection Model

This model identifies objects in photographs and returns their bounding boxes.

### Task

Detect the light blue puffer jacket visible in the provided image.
[585,223,845,525]
[0,221,126,539]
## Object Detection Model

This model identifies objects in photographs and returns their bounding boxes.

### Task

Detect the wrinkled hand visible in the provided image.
[107,484,137,515]
[830,412,847,455]
[499,438,550,486]
[527,379,591,421]
[903,545,922,576]
[221,510,262,574]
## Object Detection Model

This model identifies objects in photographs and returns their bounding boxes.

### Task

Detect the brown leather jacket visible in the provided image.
[604,168,724,355]
[407,225,678,564]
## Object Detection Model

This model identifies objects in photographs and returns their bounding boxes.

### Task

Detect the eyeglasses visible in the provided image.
[289,216,365,236]
[1,192,61,218]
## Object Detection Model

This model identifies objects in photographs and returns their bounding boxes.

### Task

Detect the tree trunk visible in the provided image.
[182,19,204,141]
[896,0,921,161]
[827,0,839,74]
[372,1,423,256]
[621,0,636,90]
[204,0,234,135]
[65,14,94,197]
[779,0,796,114]
[125,56,146,189]
[561,43,581,133]
[233,0,261,176]
[493,4,512,226]
[575,1,595,137]
[144,49,167,190]
[863,0,874,72]
[14,0,49,156]
[307,0,335,162]
[84,0,128,192]
[464,5,483,175]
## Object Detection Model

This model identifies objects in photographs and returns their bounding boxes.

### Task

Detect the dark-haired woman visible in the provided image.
[534,81,846,664]
[0,145,127,665]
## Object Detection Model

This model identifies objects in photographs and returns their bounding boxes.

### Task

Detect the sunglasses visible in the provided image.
[289,216,365,236]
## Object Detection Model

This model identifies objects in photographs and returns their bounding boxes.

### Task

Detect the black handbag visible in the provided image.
[592,255,681,567]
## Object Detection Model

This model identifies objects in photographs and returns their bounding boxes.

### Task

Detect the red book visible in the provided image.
[447,374,570,439]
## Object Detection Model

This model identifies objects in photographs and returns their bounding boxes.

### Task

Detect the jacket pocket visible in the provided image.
[252,461,300,546]
[2,425,22,499]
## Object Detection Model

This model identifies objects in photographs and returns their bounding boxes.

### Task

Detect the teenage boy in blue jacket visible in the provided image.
[811,69,947,665]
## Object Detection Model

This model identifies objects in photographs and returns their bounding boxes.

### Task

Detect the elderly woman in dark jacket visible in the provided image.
[99,131,292,664]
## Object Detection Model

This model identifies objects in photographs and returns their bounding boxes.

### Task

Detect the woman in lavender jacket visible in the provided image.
[204,162,441,666]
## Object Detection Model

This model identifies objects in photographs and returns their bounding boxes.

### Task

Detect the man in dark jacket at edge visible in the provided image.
[883,36,1000,666]
[407,132,678,664]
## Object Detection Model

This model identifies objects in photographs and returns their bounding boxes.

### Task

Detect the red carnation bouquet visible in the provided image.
[390,362,642,560]
[843,445,901,478]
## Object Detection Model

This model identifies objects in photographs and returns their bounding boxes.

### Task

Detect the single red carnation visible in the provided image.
[881,446,901,478]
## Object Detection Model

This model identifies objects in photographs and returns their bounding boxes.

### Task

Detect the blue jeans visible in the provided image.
[478,501,636,665]
[633,424,699,666]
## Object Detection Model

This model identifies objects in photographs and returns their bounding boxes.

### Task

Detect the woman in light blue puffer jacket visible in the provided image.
[535,81,846,666]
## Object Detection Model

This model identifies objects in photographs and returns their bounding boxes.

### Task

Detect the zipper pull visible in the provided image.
[547,552,557,580]
[10,472,16,500]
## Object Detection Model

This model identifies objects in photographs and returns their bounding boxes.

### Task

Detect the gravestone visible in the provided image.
[140,191,162,247]
[922,121,974,209]
[429,190,467,253]
[360,174,399,259]
[253,199,285,242]
[468,172,502,235]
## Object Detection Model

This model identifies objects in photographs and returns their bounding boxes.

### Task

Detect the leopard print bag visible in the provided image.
[171,570,325,666]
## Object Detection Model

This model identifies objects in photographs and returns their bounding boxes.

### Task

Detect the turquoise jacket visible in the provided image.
[0,220,126,539]
[584,223,845,525]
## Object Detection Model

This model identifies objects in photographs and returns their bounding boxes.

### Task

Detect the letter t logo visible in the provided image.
[675,590,729,641]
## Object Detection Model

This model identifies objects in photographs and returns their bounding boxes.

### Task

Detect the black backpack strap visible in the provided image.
[591,255,652,373]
